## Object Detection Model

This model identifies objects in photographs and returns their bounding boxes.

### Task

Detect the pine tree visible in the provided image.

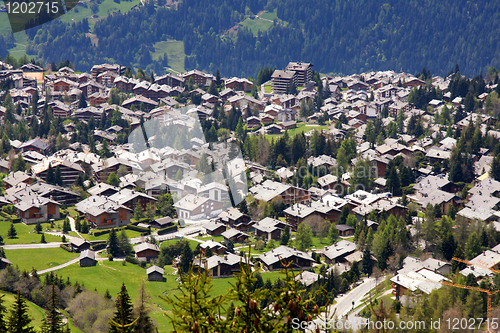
[7,291,35,333]
[109,284,136,333]
[81,220,89,234]
[78,93,87,109]
[40,285,64,333]
[132,282,155,333]
[108,228,120,257]
[46,165,55,185]
[35,222,42,234]
[54,167,63,186]
[328,223,339,244]
[7,224,16,239]
[491,153,500,181]
[0,295,7,332]
[296,222,313,251]
[40,233,46,244]
[280,225,290,245]
[179,241,193,274]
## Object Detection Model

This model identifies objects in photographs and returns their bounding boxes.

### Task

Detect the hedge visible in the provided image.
[60,244,72,252]
[125,256,139,265]
[90,241,107,251]
[157,225,178,235]
[92,227,126,237]
[125,224,150,233]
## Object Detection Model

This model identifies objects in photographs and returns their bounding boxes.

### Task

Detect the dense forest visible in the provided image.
[12,0,500,76]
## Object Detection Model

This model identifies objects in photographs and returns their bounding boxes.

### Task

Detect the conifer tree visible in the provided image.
[7,291,35,333]
[40,285,64,333]
[108,228,120,257]
[7,223,16,239]
[109,284,136,333]
[179,241,193,274]
[0,295,7,332]
[132,282,155,333]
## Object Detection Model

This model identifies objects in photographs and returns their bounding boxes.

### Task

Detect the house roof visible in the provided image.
[147,265,165,275]
[294,271,319,287]
[221,228,248,239]
[321,240,356,260]
[195,253,250,271]
[133,242,160,253]
[79,249,95,260]
[259,245,314,266]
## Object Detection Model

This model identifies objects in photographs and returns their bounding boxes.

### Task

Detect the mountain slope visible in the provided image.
[19,0,500,76]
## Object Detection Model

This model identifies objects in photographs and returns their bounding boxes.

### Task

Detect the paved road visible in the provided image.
[37,258,80,275]
[3,243,64,250]
[327,277,378,319]
[67,216,84,239]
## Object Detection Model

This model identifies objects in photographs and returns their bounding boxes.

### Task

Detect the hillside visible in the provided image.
[3,0,500,77]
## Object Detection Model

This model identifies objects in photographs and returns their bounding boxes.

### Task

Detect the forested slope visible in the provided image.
[17,0,500,76]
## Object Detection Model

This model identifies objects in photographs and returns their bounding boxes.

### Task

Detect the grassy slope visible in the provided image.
[151,39,185,73]
[5,248,79,272]
[0,221,62,245]
[263,123,330,141]
[240,17,273,36]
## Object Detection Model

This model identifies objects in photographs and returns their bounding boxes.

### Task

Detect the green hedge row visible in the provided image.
[125,256,139,265]
[157,225,178,235]
[125,224,150,233]
[92,227,126,237]
[60,244,72,252]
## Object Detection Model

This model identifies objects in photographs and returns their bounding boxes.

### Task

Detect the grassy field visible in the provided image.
[54,260,291,331]
[4,248,80,272]
[240,16,273,36]
[0,290,47,328]
[258,9,278,21]
[0,221,62,245]
[198,235,224,243]
[70,229,144,241]
[264,123,330,141]
[160,238,199,250]
[151,39,185,74]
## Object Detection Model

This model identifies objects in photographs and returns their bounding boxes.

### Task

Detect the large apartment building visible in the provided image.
[285,62,313,87]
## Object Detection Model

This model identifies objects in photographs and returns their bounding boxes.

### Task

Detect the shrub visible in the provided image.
[125,256,138,265]
[157,225,178,235]
[108,254,114,261]
[60,244,72,252]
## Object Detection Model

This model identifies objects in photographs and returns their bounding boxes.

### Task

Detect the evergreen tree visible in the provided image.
[7,291,35,333]
[40,285,64,333]
[78,93,87,109]
[107,172,120,187]
[328,223,339,244]
[46,165,55,184]
[491,153,500,181]
[40,233,46,244]
[464,232,481,260]
[7,224,16,239]
[54,166,63,186]
[296,222,313,251]
[0,295,7,332]
[35,222,42,234]
[109,284,136,333]
[280,225,290,245]
[81,220,89,234]
[108,228,120,257]
[179,241,193,274]
[132,282,155,333]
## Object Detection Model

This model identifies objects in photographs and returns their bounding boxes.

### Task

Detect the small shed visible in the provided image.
[79,250,97,267]
[147,265,165,281]
[335,224,355,237]
[70,238,91,252]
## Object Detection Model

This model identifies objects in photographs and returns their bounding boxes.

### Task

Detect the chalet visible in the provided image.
[200,240,227,255]
[3,171,32,189]
[295,271,320,287]
[49,100,71,118]
[221,228,249,243]
[391,269,448,300]
[218,208,253,231]
[114,76,133,92]
[53,77,79,93]
[79,80,106,98]
[72,106,104,122]
[147,265,164,281]
[32,157,84,186]
[194,253,252,278]
[174,194,223,220]
[122,95,158,111]
[181,69,213,86]
[406,77,426,88]
[246,116,261,129]
[317,174,338,190]
[0,258,13,269]
[220,88,237,101]
[151,216,174,229]
[155,73,184,87]
[75,195,132,229]
[134,243,160,262]
[258,246,315,271]
[321,240,356,264]
[91,64,125,81]
[336,224,355,237]
[92,157,142,182]
[88,92,109,106]
[253,217,289,241]
[265,124,282,135]
[19,138,48,153]
[203,220,227,236]
[15,196,61,224]
[261,114,275,125]
[249,179,311,206]
[8,183,80,205]
[70,238,91,253]
[227,94,265,112]
[109,189,157,211]
[225,77,254,92]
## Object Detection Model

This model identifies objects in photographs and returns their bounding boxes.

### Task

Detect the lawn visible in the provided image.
[198,235,224,243]
[54,260,293,331]
[72,229,144,241]
[160,238,199,250]
[258,9,278,21]
[264,123,330,141]
[151,39,185,74]
[4,248,80,272]
[0,221,62,245]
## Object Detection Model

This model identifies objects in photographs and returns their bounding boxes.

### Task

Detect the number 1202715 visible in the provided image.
[5,1,59,14]
[446,318,498,330]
